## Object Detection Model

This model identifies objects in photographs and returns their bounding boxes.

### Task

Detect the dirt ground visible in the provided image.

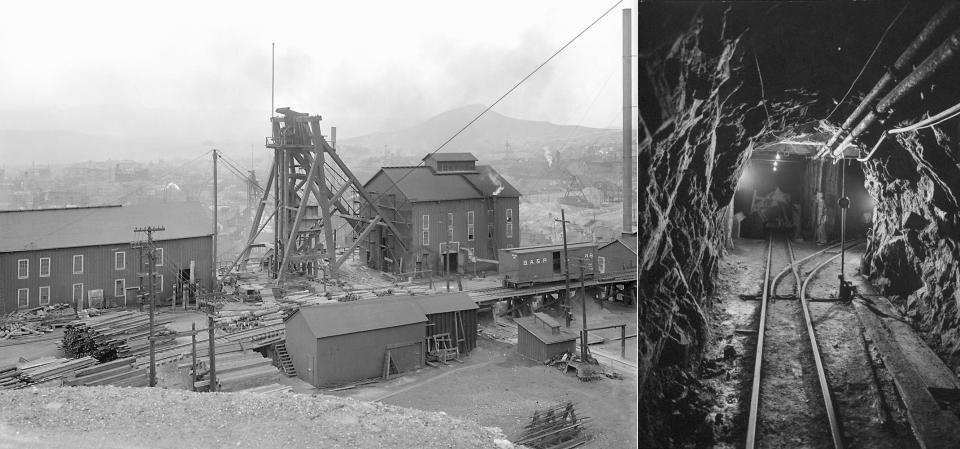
[330,337,638,449]
[0,386,519,449]
[705,237,917,448]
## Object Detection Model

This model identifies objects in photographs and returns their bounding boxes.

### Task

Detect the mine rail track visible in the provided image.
[746,235,854,449]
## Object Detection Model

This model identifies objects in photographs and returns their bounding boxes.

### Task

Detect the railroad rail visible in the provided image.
[467,270,637,305]
[746,235,852,449]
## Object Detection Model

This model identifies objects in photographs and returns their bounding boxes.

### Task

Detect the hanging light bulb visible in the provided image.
[773,165,778,172]
[775,153,781,160]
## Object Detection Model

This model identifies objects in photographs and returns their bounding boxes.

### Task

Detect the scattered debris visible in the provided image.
[514,401,592,448]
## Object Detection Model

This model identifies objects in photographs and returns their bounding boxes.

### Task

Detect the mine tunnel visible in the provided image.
[639,2,960,448]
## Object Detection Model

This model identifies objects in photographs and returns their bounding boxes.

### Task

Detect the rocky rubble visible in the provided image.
[0,386,522,449]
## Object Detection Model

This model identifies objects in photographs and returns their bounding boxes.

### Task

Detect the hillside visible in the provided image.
[340,104,618,159]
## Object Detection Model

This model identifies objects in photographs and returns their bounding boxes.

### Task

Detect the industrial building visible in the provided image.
[515,313,578,363]
[0,202,214,312]
[597,232,637,275]
[398,292,479,354]
[284,299,428,387]
[360,152,520,276]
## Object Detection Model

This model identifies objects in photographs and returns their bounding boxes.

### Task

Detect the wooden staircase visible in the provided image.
[275,343,296,377]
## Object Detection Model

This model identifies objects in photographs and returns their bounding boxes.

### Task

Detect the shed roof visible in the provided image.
[396,292,479,315]
[515,316,578,345]
[599,234,638,255]
[0,202,212,253]
[290,299,427,339]
[423,153,478,162]
[371,165,520,202]
[504,242,595,254]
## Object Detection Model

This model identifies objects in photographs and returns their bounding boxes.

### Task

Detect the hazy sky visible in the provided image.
[0,0,638,164]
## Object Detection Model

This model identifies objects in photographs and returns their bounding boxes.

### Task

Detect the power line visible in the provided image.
[379,0,625,194]
[823,4,907,122]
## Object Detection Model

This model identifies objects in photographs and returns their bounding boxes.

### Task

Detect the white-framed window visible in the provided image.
[115,279,125,297]
[157,274,164,292]
[17,288,29,308]
[72,283,84,303]
[506,208,514,238]
[73,254,84,274]
[17,259,28,279]
[39,257,50,277]
[155,248,163,266]
[115,251,126,270]
[447,212,454,242]
[467,211,475,241]
[422,214,430,245]
[39,286,50,305]
[598,256,606,274]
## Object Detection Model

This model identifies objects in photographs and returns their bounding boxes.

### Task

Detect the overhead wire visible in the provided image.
[824,4,907,122]
[375,0,625,195]
[857,99,960,162]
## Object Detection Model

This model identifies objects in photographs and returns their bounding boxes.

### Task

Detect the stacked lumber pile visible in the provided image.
[1,304,73,340]
[214,306,285,332]
[0,363,24,389]
[239,383,293,394]
[65,357,147,387]
[61,311,177,362]
[18,356,97,386]
[220,323,285,349]
[192,349,281,392]
[514,401,592,449]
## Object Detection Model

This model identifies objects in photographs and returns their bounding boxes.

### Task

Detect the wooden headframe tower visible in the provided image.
[229,107,407,284]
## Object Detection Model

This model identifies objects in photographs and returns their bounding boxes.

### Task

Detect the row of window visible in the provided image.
[15,249,163,279]
[15,276,164,308]
[420,209,513,246]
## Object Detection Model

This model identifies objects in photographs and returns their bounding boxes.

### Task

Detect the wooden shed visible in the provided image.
[398,292,480,354]
[515,313,578,363]
[284,299,427,387]
[597,233,638,275]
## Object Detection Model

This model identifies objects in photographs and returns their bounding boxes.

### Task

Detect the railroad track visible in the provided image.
[745,235,863,449]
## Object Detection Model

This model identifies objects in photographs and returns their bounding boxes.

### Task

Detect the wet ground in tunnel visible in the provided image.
[703,238,918,449]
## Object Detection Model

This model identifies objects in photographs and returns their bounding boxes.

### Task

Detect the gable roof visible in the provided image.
[0,202,212,253]
[515,316,578,345]
[290,299,427,339]
[423,152,478,162]
[369,165,520,202]
[599,234,638,255]
[395,292,479,314]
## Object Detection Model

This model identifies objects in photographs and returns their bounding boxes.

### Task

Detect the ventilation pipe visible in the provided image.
[819,3,958,158]
[835,27,960,157]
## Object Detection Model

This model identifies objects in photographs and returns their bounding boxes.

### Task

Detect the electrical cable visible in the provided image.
[376,0,625,195]
[824,4,907,122]
[857,99,960,162]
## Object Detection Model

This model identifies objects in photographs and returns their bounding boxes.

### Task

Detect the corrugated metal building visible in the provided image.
[284,299,427,387]
[0,203,213,313]
[361,153,521,276]
[398,292,479,354]
[516,313,578,363]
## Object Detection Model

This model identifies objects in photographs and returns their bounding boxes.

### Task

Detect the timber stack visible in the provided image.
[61,311,177,362]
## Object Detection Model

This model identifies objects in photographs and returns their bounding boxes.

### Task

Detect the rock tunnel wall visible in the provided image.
[638,11,818,397]
[861,126,960,367]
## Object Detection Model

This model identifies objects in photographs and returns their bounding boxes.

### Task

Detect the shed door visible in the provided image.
[386,341,422,374]
[552,251,562,274]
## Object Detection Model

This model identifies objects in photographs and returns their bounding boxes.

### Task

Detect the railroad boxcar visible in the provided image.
[498,242,598,287]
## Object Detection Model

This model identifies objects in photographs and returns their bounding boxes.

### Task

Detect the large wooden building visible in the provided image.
[360,153,520,276]
[0,203,214,313]
[284,299,427,387]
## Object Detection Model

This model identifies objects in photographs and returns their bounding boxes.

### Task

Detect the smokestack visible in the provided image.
[622,8,633,234]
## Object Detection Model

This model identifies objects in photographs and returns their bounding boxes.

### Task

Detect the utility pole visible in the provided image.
[213,150,219,287]
[622,7,634,234]
[133,225,165,387]
[555,209,572,327]
[838,158,853,300]
[579,260,588,361]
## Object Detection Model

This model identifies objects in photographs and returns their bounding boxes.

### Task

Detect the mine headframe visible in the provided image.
[229,107,408,284]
